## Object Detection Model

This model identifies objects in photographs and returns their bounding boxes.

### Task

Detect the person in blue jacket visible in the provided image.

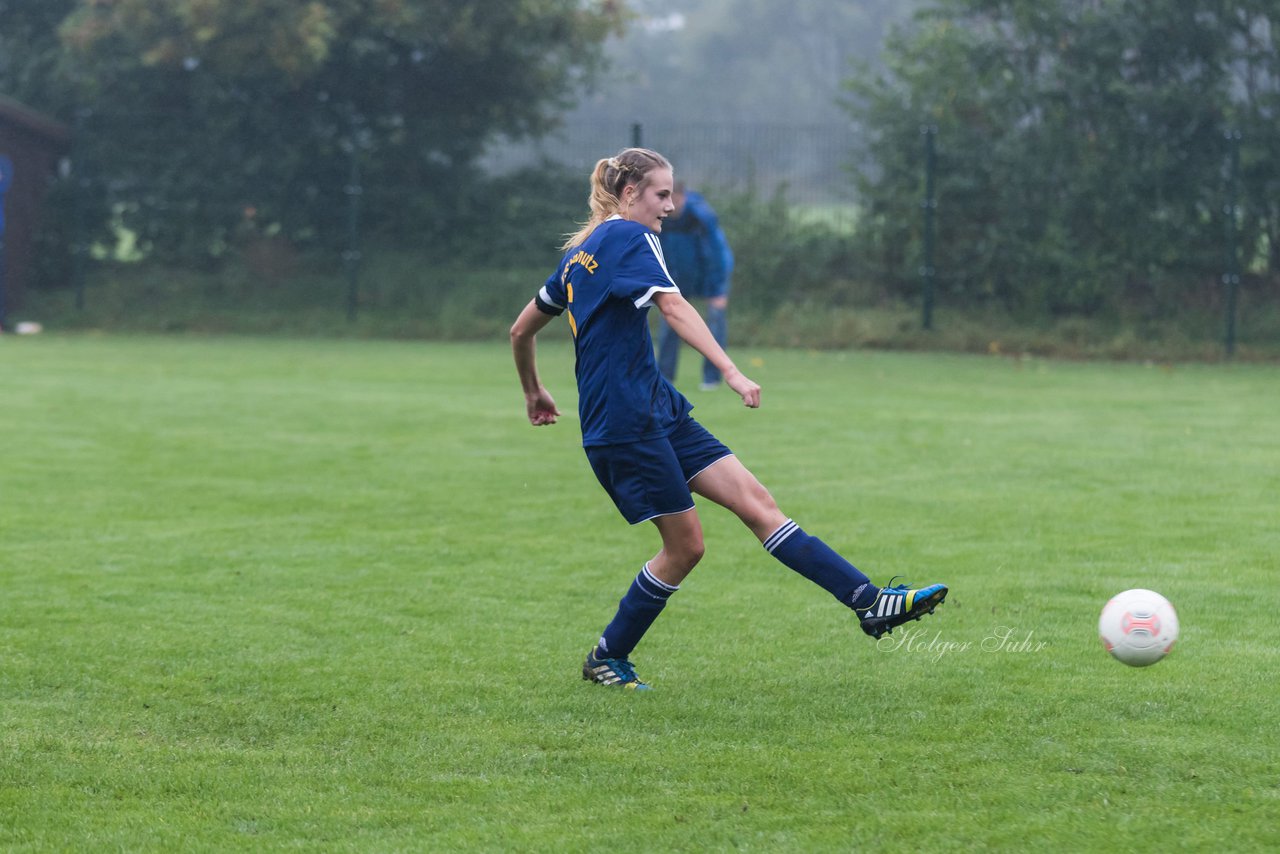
[655,182,733,390]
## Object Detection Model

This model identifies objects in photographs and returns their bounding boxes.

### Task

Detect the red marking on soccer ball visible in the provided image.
[1121,612,1161,635]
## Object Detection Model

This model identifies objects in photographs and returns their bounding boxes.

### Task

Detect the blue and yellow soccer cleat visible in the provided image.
[582,650,652,690]
[858,580,948,639]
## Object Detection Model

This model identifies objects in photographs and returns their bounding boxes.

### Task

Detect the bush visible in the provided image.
[715,187,868,314]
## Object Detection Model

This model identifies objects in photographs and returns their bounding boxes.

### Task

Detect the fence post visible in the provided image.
[1223,129,1241,358]
[0,155,8,330]
[71,108,91,311]
[631,122,643,149]
[921,124,937,330]
[343,142,362,323]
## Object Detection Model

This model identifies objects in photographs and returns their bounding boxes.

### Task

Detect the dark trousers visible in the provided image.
[656,303,728,386]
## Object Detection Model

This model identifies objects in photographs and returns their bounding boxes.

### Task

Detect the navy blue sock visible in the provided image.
[596,563,679,660]
[764,519,879,611]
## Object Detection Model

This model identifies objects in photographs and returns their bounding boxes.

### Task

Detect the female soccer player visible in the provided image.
[510,148,947,689]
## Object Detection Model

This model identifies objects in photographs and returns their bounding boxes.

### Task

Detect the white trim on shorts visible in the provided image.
[629,452,736,525]
[685,452,735,484]
[634,504,697,525]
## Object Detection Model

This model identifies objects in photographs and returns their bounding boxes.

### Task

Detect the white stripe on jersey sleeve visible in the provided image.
[538,284,565,310]
[645,233,678,286]
[633,233,681,308]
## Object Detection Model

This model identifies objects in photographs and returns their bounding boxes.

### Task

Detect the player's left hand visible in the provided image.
[723,367,760,408]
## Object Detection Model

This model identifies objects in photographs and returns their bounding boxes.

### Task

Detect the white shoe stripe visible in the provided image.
[877,593,905,617]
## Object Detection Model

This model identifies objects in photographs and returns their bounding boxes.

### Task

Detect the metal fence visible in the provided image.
[47,112,1265,356]
[57,116,863,315]
[480,119,861,209]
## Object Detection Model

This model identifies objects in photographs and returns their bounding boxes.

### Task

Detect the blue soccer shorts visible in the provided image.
[585,416,734,525]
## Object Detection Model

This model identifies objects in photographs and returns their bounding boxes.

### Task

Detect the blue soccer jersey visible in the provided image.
[535,216,693,446]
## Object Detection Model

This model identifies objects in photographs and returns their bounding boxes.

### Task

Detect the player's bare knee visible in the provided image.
[742,484,781,528]
[682,539,706,569]
[660,530,704,573]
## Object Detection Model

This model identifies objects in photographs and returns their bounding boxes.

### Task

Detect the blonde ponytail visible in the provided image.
[561,148,672,251]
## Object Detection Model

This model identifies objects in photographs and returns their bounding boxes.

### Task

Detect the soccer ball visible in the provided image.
[1098,588,1179,667]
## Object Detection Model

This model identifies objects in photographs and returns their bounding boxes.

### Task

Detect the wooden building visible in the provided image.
[0,95,71,328]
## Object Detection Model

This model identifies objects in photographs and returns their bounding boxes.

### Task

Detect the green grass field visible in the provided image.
[3,334,1278,851]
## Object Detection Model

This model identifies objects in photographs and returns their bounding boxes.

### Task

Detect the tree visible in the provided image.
[846,0,1275,316]
[11,0,623,260]
[1225,2,1280,274]
[0,0,80,112]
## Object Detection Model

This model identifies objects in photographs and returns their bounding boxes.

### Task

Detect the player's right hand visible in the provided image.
[526,388,561,425]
